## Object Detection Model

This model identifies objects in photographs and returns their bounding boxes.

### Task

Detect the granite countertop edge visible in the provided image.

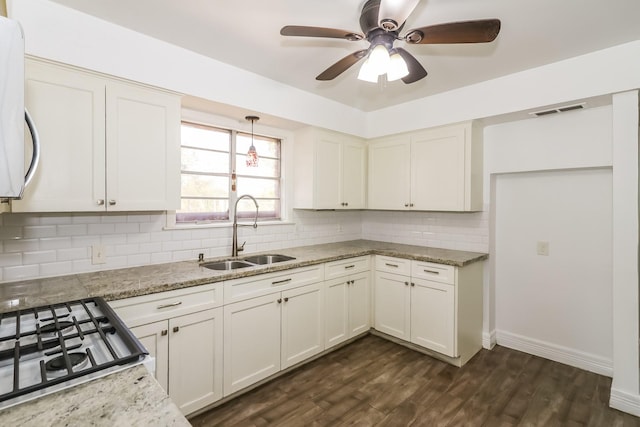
[0,240,488,311]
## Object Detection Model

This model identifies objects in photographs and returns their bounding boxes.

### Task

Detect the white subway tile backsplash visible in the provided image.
[56,224,88,236]
[4,264,39,281]
[23,225,57,239]
[40,261,73,277]
[4,239,39,253]
[87,223,116,235]
[57,247,90,261]
[22,250,57,265]
[0,253,22,267]
[39,237,72,251]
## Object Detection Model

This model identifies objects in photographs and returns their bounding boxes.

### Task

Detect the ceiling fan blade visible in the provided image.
[378,0,420,31]
[395,48,427,84]
[405,19,501,44]
[280,25,364,41]
[316,50,368,81]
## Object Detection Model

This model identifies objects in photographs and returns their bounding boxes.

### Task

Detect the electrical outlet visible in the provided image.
[92,244,107,264]
[536,241,549,256]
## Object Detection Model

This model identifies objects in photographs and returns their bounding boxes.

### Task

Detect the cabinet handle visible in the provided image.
[272,278,292,285]
[344,264,355,269]
[157,301,182,309]
[345,202,349,206]
[284,297,289,302]
[350,280,355,284]
[277,298,282,304]
[404,203,409,207]
[161,330,168,336]
[173,326,180,333]
[424,269,440,275]
[410,203,414,207]
[404,281,409,286]
[108,200,116,206]
[411,282,415,287]
[385,263,399,268]
[96,199,105,206]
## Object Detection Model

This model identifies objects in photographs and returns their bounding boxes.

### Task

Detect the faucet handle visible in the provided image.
[238,241,246,253]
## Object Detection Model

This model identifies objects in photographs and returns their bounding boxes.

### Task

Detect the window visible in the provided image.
[178,121,281,223]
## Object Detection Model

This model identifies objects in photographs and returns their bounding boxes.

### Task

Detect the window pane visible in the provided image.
[182,148,229,174]
[181,174,229,198]
[236,198,279,220]
[178,199,229,221]
[237,133,280,158]
[182,124,230,151]
[235,156,280,178]
[236,177,279,199]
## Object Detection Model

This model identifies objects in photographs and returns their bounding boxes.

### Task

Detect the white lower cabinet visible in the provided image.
[374,255,483,365]
[324,256,371,349]
[110,283,223,415]
[223,281,324,397]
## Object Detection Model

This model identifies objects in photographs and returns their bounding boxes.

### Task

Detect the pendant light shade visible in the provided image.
[387,51,410,81]
[245,115,259,168]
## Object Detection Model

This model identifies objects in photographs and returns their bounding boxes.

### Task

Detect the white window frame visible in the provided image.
[166,108,293,229]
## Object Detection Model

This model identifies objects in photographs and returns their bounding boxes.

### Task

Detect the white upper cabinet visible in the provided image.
[368,121,483,211]
[13,58,180,212]
[293,127,366,209]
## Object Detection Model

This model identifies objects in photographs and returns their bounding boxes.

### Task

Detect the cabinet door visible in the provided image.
[342,140,367,209]
[324,277,349,349]
[368,137,410,210]
[130,320,169,393]
[169,308,223,415]
[281,283,324,369]
[374,271,411,340]
[13,60,106,212]
[314,137,342,209]
[348,272,370,337]
[105,81,180,211]
[410,278,456,357]
[410,127,466,211]
[223,294,281,396]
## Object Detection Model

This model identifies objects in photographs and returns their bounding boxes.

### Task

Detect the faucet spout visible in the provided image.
[232,194,259,257]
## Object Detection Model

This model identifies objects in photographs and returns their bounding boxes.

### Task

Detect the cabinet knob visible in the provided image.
[411,282,415,287]
[410,203,414,207]
[404,203,409,207]
[284,297,289,302]
[161,330,168,336]
[404,281,409,286]
[345,202,348,206]
[108,200,116,206]
[96,199,105,206]
[173,326,180,333]
[277,298,282,304]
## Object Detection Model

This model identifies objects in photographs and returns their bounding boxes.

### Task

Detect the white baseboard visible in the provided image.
[495,329,613,377]
[610,387,640,417]
[483,329,496,349]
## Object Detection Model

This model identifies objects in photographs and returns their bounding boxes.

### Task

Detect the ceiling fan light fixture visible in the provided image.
[368,44,390,75]
[378,0,421,32]
[387,52,409,81]
[357,58,379,83]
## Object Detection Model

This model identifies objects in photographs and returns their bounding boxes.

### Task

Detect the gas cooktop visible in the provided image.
[0,297,147,409]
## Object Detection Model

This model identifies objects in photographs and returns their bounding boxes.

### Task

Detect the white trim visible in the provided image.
[610,387,640,417]
[496,330,613,377]
[482,329,496,350]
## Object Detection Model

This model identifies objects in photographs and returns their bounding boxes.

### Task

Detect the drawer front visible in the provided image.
[224,265,325,304]
[411,261,455,285]
[325,256,370,280]
[110,282,222,327]
[375,255,411,276]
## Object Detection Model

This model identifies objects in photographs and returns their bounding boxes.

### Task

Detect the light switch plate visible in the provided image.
[536,241,549,256]
[92,244,107,264]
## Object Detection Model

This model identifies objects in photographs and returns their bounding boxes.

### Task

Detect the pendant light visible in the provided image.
[245,115,259,167]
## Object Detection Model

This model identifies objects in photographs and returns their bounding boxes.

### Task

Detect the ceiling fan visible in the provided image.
[280,0,501,84]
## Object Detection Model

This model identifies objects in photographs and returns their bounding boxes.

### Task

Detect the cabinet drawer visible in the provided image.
[411,261,455,284]
[224,265,324,304]
[110,282,223,328]
[375,256,411,276]
[325,256,370,280]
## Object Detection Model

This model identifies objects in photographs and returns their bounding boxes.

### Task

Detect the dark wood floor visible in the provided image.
[189,335,640,427]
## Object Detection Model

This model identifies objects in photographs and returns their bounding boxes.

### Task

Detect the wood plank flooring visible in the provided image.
[189,335,640,427]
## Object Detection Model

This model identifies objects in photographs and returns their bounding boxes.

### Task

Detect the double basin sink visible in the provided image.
[200,254,296,271]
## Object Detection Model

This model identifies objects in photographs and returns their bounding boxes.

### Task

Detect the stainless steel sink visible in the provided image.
[242,254,296,265]
[200,260,255,270]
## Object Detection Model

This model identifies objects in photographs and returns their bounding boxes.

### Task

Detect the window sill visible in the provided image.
[163,219,295,230]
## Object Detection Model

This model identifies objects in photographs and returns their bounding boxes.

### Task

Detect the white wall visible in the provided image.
[494,168,613,374]
[484,105,614,376]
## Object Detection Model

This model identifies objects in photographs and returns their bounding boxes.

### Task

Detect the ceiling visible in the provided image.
[50,0,640,112]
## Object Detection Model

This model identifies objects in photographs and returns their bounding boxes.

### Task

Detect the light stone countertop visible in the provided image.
[0,239,487,425]
[0,239,487,314]
[0,365,190,427]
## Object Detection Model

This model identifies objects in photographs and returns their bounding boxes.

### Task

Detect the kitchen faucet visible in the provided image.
[232,194,259,257]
